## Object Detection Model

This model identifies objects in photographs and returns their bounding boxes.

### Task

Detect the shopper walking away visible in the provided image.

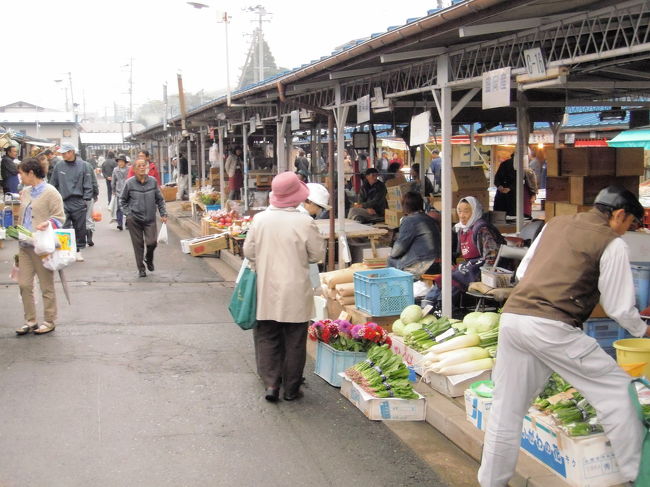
[101,151,117,203]
[493,154,516,218]
[428,149,441,194]
[84,159,99,247]
[478,186,648,487]
[177,154,189,200]
[243,171,324,402]
[225,146,243,201]
[49,144,93,262]
[15,158,65,336]
[294,149,310,180]
[120,159,168,278]
[112,154,129,230]
[1,145,19,194]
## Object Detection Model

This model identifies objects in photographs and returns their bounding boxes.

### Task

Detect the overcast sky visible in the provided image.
[5,0,439,117]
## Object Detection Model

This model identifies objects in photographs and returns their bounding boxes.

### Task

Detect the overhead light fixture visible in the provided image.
[599,108,626,121]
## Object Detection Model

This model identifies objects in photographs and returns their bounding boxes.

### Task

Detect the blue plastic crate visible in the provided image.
[314,341,367,387]
[205,204,221,211]
[353,267,414,317]
[583,318,632,358]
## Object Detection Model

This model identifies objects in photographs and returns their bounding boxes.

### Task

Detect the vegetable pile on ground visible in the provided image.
[309,320,391,352]
[392,307,500,376]
[345,344,418,399]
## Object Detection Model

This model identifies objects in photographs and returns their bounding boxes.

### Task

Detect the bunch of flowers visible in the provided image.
[308,319,391,352]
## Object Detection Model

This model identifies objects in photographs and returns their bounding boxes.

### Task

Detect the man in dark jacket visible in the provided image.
[347,167,387,223]
[102,151,117,203]
[49,144,94,261]
[121,159,168,277]
[1,145,19,194]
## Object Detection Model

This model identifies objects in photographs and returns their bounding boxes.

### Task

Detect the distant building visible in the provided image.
[0,101,80,147]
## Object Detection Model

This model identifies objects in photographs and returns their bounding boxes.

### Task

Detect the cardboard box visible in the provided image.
[560,148,616,176]
[339,374,426,421]
[386,183,411,201]
[200,217,223,236]
[387,198,403,211]
[616,147,645,176]
[384,209,404,229]
[188,234,228,256]
[545,201,556,220]
[344,305,398,332]
[429,190,490,214]
[569,175,639,205]
[389,334,426,374]
[521,410,626,487]
[545,176,570,202]
[553,202,593,217]
[451,166,488,191]
[161,186,177,202]
[421,369,492,398]
[546,150,560,177]
[464,389,492,431]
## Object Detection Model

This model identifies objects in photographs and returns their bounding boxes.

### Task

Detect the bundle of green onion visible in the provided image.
[404,317,452,351]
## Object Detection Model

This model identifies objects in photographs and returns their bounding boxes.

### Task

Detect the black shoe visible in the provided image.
[264,388,279,402]
[86,230,94,247]
[138,269,146,277]
[146,260,154,272]
[117,225,123,231]
[283,390,304,401]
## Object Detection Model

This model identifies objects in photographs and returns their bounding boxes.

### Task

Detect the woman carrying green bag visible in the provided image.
[243,172,324,403]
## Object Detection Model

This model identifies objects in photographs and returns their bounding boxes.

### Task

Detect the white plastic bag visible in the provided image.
[42,250,76,271]
[157,223,168,244]
[34,222,56,256]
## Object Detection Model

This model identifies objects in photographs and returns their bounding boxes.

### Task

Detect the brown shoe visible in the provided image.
[16,323,38,335]
[34,322,56,335]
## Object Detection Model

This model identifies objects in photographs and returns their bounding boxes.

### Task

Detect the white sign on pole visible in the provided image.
[357,95,371,124]
[290,110,300,131]
[409,111,431,146]
[374,87,384,106]
[249,117,256,134]
[482,67,511,110]
[523,48,546,78]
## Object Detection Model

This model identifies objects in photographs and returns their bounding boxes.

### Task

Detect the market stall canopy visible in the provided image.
[607,128,650,150]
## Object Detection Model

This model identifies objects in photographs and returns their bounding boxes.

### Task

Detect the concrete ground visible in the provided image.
[0,181,480,487]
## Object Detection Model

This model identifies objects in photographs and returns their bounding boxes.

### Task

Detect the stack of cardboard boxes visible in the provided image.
[384,183,410,228]
[429,166,489,221]
[545,147,643,220]
[209,167,225,190]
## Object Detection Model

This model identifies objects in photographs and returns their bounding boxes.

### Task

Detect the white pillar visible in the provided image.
[200,127,206,187]
[243,123,249,211]
[218,126,225,206]
[515,92,528,232]
[186,138,192,199]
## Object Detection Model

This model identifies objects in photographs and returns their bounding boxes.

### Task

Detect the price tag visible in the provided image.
[435,328,456,343]
[422,304,434,316]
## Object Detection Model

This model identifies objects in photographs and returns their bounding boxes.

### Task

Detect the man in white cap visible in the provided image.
[49,144,94,261]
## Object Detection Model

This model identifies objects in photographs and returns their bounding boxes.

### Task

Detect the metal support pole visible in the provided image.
[200,127,206,187]
[243,123,249,211]
[186,138,192,200]
[327,114,335,271]
[515,91,529,233]
[335,101,350,269]
[218,126,225,206]
[438,55,453,318]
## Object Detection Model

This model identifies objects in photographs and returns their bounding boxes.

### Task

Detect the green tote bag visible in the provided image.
[630,377,650,487]
[228,266,258,330]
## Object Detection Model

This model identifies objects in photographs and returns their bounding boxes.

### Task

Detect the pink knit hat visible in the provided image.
[269,171,310,208]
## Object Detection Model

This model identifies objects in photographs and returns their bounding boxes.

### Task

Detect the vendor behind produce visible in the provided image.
[388,191,441,278]
[479,186,648,487]
[423,196,505,308]
[347,167,387,224]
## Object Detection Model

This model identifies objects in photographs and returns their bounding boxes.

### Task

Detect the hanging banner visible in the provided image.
[290,110,300,131]
[357,95,371,124]
[410,111,431,146]
[249,117,256,134]
[482,67,511,110]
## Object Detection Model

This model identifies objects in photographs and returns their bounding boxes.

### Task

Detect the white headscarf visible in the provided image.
[454,196,483,232]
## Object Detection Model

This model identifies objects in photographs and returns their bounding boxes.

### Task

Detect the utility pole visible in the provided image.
[68,72,76,116]
[128,57,134,135]
[245,5,271,83]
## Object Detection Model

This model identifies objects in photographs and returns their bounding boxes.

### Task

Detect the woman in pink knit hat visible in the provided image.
[243,171,325,402]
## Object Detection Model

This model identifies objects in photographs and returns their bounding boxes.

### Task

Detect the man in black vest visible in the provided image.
[479,186,647,486]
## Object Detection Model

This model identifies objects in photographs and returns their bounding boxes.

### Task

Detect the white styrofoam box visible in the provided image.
[389,334,426,374]
[464,389,492,431]
[622,232,650,264]
[339,374,426,421]
[520,410,625,487]
[312,295,327,322]
[422,369,492,398]
[362,247,392,259]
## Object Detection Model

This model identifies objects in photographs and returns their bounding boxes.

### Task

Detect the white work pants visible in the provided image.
[478,313,644,487]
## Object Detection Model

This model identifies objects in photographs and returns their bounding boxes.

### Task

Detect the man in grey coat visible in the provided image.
[49,143,94,261]
[120,159,168,277]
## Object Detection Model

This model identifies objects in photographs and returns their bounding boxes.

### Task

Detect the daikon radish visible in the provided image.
[429,347,489,373]
[427,333,480,355]
[438,357,494,376]
[419,351,441,368]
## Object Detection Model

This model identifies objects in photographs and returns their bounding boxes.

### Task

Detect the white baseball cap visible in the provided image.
[306,183,331,210]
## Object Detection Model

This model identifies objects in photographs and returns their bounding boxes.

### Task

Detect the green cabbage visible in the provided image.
[463,311,500,333]
[392,319,406,336]
[403,322,423,336]
[400,305,423,325]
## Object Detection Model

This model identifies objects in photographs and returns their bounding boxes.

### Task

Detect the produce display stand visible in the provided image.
[314,341,367,387]
[313,219,388,259]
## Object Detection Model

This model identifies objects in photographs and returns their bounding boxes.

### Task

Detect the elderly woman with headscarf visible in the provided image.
[424,196,505,307]
[244,172,325,403]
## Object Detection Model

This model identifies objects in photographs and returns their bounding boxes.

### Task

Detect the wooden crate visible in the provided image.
[545,176,570,201]
[560,148,616,176]
[161,186,177,202]
[616,148,645,176]
[546,150,560,177]
[569,175,639,205]
[554,202,593,216]
[545,201,556,220]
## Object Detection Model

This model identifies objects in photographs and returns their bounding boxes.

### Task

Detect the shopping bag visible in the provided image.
[34,222,56,256]
[228,264,257,330]
[107,197,116,215]
[157,223,169,244]
[92,202,102,222]
[629,378,650,486]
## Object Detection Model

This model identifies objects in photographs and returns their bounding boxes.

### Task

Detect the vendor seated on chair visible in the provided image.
[388,191,441,278]
[347,167,387,224]
[423,196,505,308]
